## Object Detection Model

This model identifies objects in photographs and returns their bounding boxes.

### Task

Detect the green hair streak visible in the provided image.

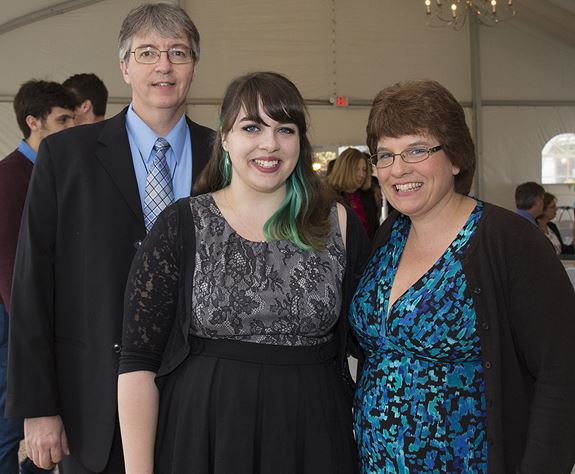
[263,161,311,250]
[221,150,232,187]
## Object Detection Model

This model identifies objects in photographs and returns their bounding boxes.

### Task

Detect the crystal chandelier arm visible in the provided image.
[424,0,515,30]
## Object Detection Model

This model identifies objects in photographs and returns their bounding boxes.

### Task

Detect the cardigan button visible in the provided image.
[485,361,492,369]
[133,240,142,249]
[473,287,482,294]
[112,343,122,354]
[481,322,489,330]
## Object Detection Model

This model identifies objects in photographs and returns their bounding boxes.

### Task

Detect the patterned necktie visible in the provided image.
[143,138,174,232]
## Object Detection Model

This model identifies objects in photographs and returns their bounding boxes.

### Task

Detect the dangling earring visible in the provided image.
[222,150,232,186]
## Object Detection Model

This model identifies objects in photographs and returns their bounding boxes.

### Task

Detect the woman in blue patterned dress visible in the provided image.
[350,80,575,473]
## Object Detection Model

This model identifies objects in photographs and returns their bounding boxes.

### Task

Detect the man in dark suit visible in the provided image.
[0,79,76,474]
[6,3,214,472]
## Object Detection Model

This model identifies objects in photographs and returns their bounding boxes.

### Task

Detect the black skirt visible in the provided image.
[155,336,358,474]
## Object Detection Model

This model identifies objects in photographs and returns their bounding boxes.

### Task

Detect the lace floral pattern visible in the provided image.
[122,204,180,356]
[190,194,345,346]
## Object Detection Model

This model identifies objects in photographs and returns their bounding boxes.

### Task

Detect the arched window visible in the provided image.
[542,133,575,184]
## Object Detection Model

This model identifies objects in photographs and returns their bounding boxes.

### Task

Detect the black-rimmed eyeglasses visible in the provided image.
[369,145,443,168]
[130,46,193,64]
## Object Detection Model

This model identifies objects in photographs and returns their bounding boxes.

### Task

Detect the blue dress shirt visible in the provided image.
[18,139,37,164]
[125,104,193,209]
[516,208,537,225]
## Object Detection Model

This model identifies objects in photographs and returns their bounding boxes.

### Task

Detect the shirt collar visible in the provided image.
[516,208,537,225]
[18,139,37,164]
[125,104,187,164]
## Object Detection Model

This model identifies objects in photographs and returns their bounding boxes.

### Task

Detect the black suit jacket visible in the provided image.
[6,108,214,471]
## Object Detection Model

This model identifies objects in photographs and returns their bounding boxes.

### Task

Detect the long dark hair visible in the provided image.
[194,71,333,250]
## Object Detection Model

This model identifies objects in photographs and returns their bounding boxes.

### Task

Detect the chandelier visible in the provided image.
[424,0,516,30]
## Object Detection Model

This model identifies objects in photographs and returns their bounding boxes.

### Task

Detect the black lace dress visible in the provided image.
[120,194,359,474]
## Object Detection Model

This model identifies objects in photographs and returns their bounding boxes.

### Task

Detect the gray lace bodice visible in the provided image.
[190,194,345,346]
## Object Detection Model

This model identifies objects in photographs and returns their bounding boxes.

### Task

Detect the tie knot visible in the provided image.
[153,137,170,155]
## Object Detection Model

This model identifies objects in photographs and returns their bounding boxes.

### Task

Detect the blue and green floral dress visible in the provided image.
[350,201,488,473]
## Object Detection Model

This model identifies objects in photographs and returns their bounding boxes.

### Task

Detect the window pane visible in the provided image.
[542,133,575,184]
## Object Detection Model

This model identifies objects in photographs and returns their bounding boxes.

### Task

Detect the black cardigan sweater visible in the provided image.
[369,202,575,474]
[548,221,574,255]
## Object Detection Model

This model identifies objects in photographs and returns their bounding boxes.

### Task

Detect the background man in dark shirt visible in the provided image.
[63,73,108,125]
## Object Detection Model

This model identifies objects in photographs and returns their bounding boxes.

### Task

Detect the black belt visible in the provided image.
[188,335,338,366]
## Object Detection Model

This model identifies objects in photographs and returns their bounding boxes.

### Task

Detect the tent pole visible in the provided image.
[0,0,107,36]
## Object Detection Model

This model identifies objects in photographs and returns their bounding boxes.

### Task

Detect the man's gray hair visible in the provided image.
[118,3,200,62]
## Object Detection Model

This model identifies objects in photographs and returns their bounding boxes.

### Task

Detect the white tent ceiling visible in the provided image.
[517,0,575,49]
[3,0,575,47]
[1,0,106,35]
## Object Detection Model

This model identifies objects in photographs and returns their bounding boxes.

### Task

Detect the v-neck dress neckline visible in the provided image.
[349,200,488,472]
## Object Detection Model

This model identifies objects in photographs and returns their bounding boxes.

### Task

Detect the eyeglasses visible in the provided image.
[369,145,443,168]
[130,46,193,64]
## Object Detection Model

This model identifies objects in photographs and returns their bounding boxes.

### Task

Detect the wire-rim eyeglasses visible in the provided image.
[369,145,443,168]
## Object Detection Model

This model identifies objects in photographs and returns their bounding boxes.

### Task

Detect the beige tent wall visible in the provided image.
[1,0,574,210]
[482,106,575,208]
[478,16,575,208]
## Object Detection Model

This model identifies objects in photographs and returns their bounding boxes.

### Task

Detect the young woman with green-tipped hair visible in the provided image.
[118,71,369,474]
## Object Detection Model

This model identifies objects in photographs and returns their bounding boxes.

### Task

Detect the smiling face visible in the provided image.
[222,104,300,196]
[375,133,460,220]
[120,30,195,121]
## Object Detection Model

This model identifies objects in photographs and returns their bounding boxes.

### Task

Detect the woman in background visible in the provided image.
[326,147,379,239]
[537,191,574,254]
[118,71,367,474]
[350,79,575,473]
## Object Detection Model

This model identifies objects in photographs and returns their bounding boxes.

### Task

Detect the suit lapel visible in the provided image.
[187,117,211,192]
[96,109,143,221]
